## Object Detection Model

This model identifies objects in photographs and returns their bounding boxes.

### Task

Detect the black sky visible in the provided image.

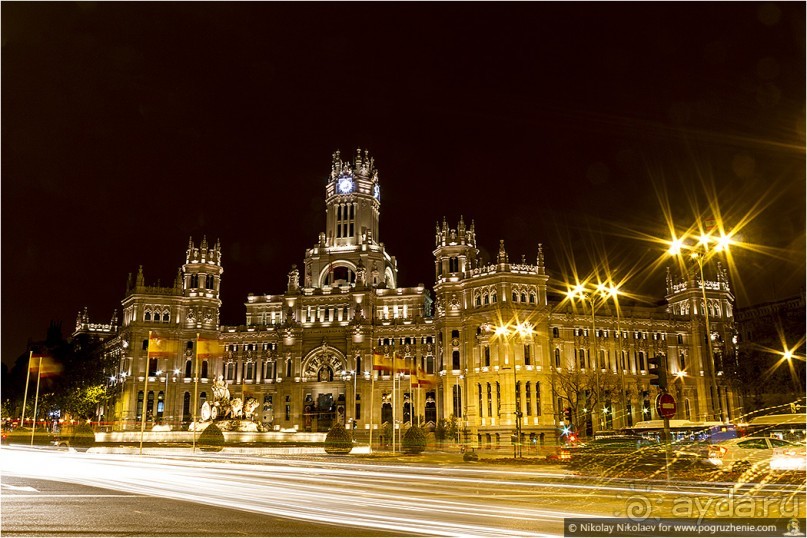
[3,2,805,368]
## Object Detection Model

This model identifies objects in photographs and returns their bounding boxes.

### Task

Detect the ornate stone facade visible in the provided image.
[86,149,738,444]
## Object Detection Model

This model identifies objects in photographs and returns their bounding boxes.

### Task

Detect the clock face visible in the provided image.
[338,174,354,194]
[374,184,380,200]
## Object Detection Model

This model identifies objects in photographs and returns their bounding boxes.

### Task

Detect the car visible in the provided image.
[770,444,806,471]
[707,437,801,471]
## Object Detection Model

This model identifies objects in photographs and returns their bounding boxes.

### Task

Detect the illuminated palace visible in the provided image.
[82,149,740,443]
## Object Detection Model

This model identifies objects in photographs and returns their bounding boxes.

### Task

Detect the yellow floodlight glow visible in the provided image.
[698,234,711,246]
[495,326,508,337]
[715,234,732,252]
[784,350,793,361]
[668,238,684,255]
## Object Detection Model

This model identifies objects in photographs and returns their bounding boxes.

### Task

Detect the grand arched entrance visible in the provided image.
[302,344,348,433]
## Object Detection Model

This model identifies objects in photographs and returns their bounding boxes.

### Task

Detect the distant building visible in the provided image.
[81,149,739,443]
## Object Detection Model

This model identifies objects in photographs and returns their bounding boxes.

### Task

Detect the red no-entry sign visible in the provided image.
[656,392,677,419]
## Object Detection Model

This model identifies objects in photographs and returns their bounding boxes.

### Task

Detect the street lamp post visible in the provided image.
[495,324,527,458]
[567,287,601,434]
[669,233,731,422]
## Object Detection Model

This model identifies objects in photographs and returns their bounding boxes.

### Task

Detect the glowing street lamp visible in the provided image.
[668,229,733,422]
[494,323,530,457]
[565,279,623,432]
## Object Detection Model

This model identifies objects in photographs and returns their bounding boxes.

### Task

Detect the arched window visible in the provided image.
[157,391,165,417]
[144,311,152,321]
[182,392,191,422]
[521,293,527,302]
[184,359,192,378]
[162,311,170,322]
[679,352,686,372]
[552,327,559,338]
[491,291,497,303]
[554,348,561,368]
[515,382,521,419]
[426,355,434,374]
[146,391,155,420]
[475,294,481,306]
[486,383,492,417]
[226,362,235,380]
[529,292,536,304]
[356,355,362,373]
[525,382,532,416]
[483,292,489,305]
[245,361,254,381]
[453,384,462,417]
[512,291,518,302]
[136,391,144,420]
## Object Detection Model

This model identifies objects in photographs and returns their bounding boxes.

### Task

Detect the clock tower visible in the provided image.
[303,149,397,289]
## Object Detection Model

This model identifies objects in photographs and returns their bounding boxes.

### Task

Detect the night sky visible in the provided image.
[3,3,805,368]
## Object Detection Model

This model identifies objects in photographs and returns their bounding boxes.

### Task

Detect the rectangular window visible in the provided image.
[496,382,501,417]
[535,382,541,415]
[523,344,531,365]
[484,345,490,367]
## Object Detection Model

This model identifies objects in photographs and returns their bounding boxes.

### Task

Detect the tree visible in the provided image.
[551,367,623,435]
[5,322,115,426]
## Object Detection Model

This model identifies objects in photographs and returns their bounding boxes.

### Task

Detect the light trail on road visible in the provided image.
[2,448,804,536]
[1,448,579,537]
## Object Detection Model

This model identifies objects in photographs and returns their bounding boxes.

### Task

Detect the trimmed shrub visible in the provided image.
[402,425,427,454]
[324,422,352,454]
[70,424,96,451]
[198,423,225,452]
[8,428,51,446]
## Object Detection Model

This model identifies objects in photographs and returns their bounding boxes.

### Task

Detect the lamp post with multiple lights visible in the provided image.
[565,281,622,432]
[668,230,732,422]
[494,322,532,458]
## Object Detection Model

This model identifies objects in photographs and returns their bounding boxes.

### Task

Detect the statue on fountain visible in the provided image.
[192,375,263,432]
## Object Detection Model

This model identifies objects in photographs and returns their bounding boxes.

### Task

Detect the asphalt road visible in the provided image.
[1,447,803,537]
[2,475,398,537]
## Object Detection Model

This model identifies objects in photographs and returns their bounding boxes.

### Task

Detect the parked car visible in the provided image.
[707,437,802,471]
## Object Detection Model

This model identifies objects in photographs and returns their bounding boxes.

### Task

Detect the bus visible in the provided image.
[623,420,737,444]
[740,413,806,443]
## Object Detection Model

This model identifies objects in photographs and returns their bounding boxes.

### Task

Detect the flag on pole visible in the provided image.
[30,354,62,377]
[148,335,179,357]
[412,364,433,387]
[372,349,392,372]
[196,337,222,359]
[394,353,410,375]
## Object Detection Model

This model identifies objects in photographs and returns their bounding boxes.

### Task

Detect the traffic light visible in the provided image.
[648,354,668,390]
[563,407,572,423]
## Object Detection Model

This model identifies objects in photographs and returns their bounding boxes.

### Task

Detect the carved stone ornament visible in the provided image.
[449,294,460,311]
[302,351,344,378]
